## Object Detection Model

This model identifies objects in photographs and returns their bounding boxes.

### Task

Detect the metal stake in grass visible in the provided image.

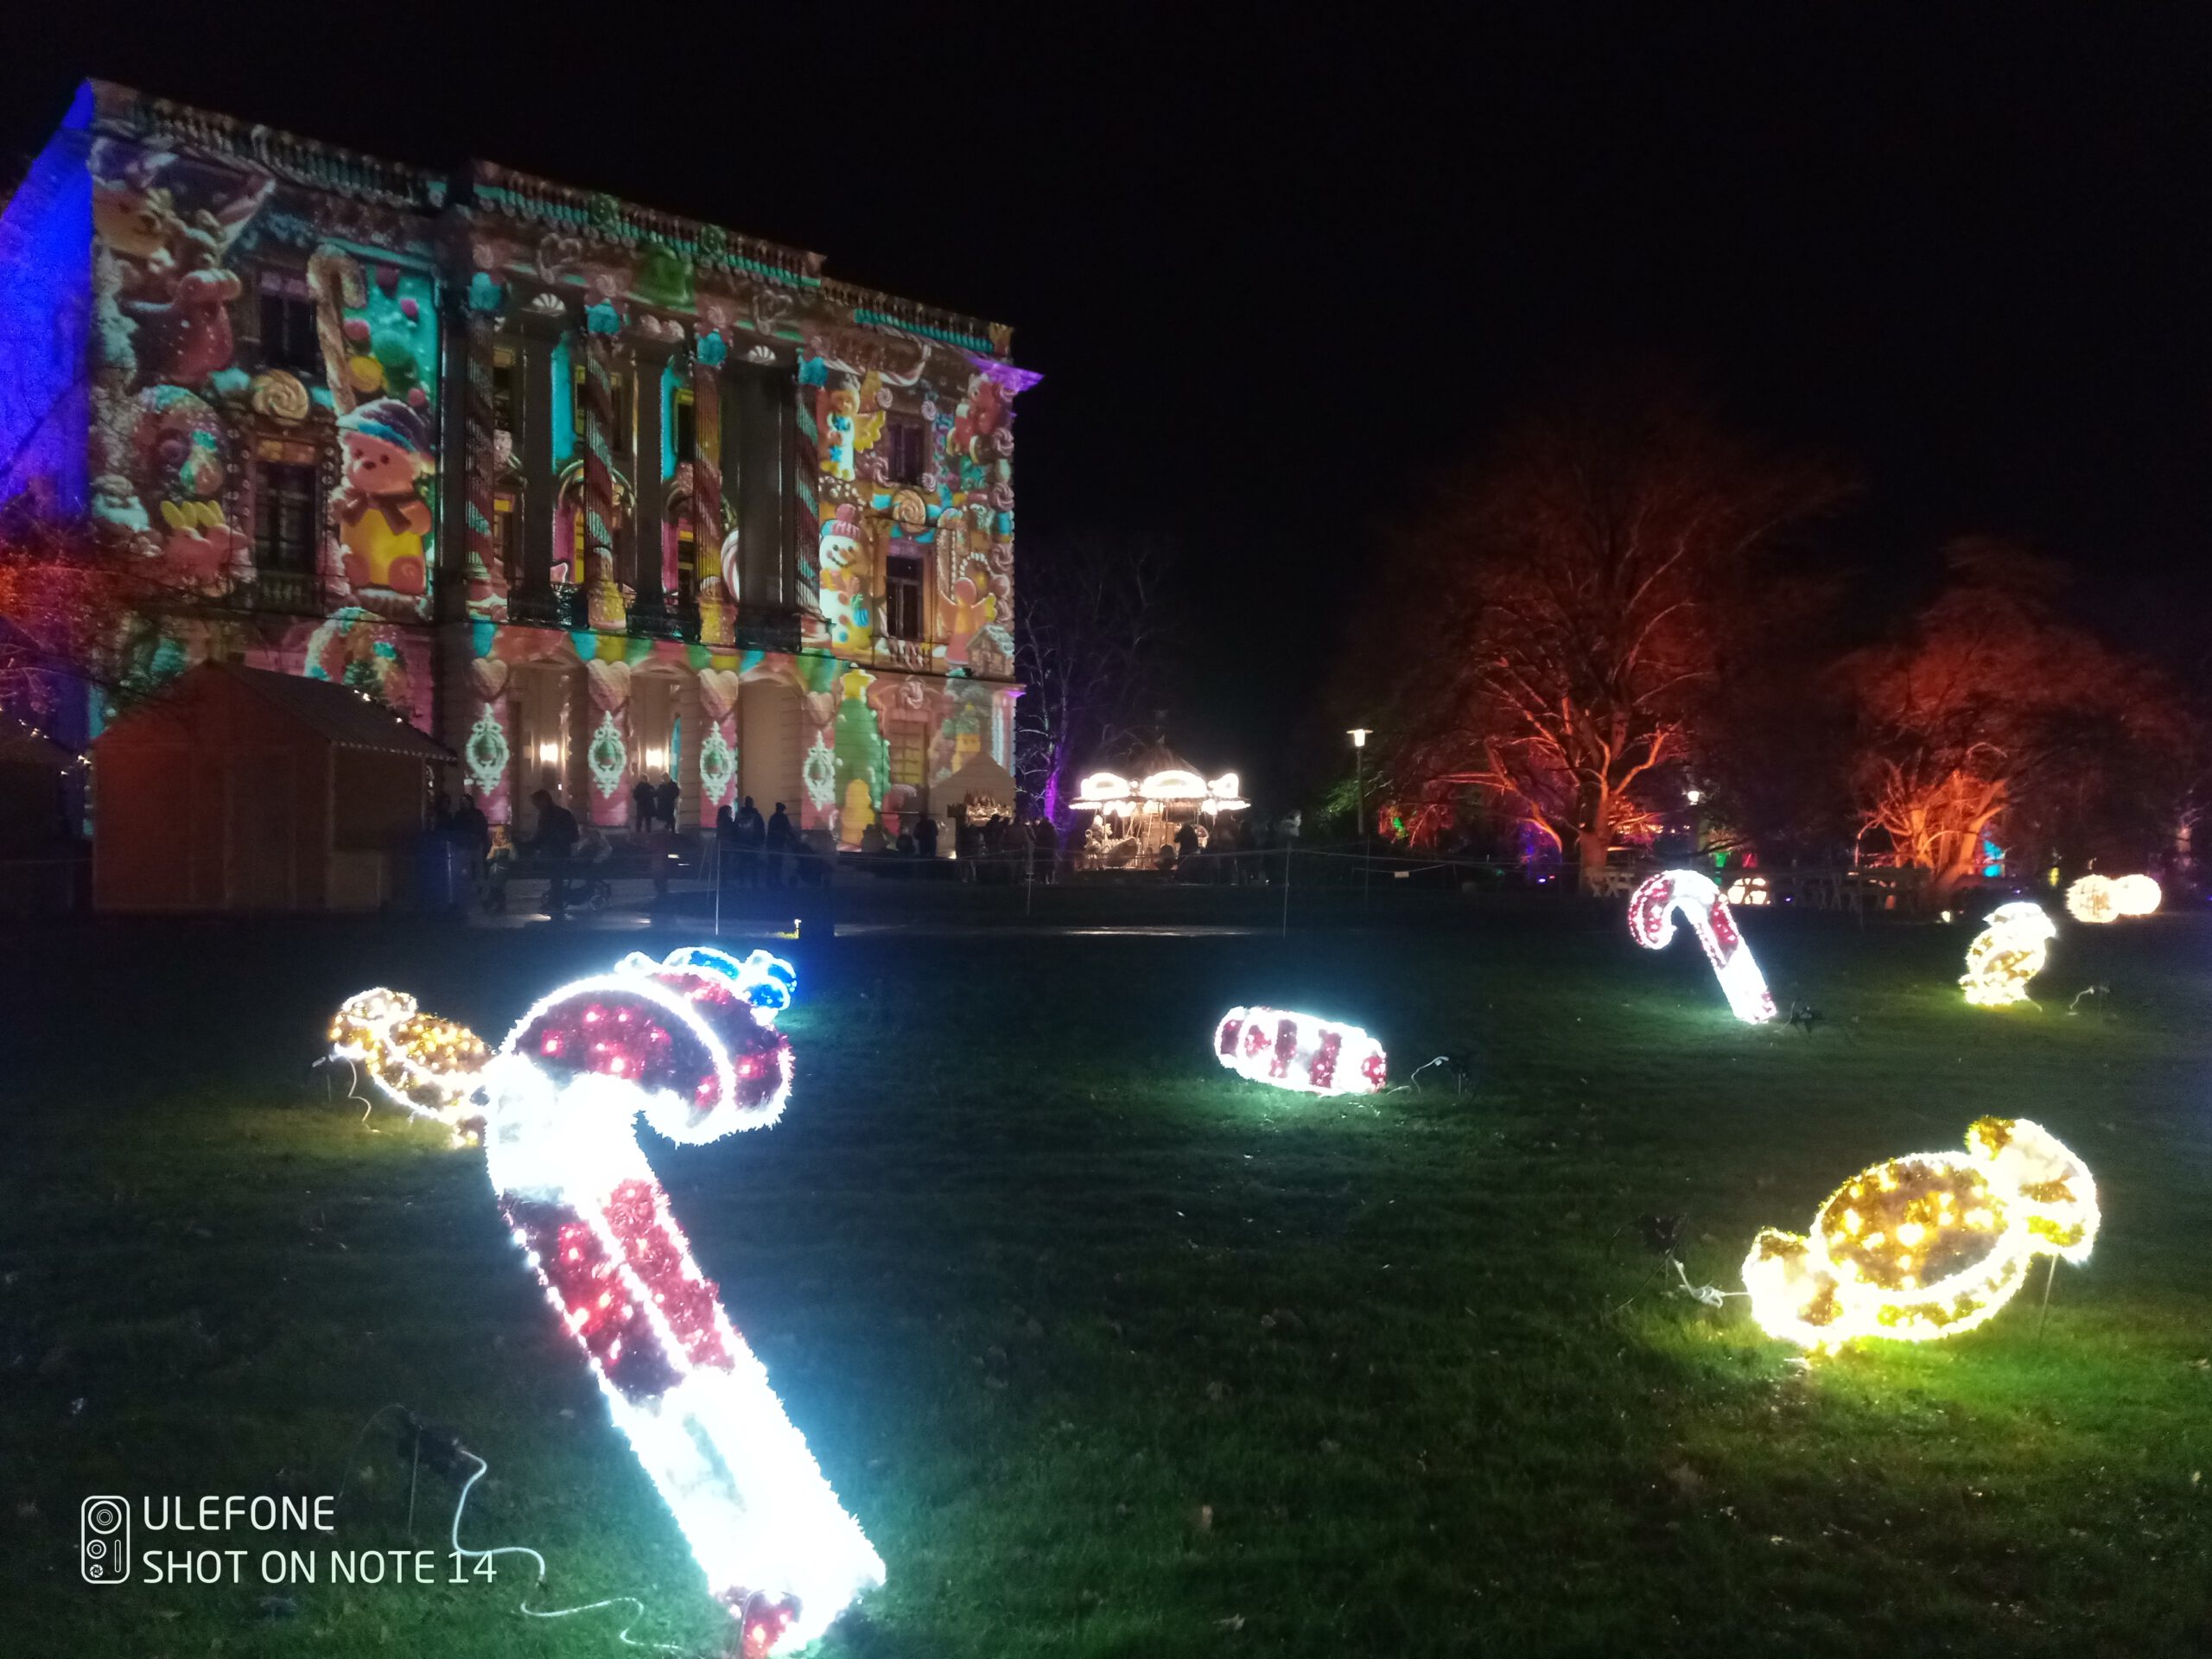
[2037,1252,2059,1339]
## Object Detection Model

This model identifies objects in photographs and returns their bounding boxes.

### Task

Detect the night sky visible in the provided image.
[6,10,2207,804]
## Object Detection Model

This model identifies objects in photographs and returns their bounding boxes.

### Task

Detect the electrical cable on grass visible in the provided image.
[450,1451,689,1653]
[334,1405,686,1653]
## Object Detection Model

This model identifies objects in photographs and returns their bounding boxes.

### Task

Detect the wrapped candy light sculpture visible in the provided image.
[328,988,492,1143]
[1742,1116,2098,1351]
[1626,870,1777,1023]
[1213,1007,1387,1096]
[1960,901,2056,1007]
[484,950,880,1655]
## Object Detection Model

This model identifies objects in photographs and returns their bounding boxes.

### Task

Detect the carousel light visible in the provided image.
[1213,1007,1388,1096]
[1071,772,1133,807]
[1742,1116,2098,1351]
[1627,869,1777,1023]
[1960,901,2056,1007]
[1137,768,1209,801]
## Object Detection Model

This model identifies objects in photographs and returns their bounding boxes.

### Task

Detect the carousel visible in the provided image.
[1071,743,1248,868]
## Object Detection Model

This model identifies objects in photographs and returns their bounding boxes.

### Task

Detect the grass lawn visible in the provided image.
[2,904,2208,1656]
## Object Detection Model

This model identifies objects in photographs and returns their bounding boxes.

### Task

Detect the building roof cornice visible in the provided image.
[80,79,447,213]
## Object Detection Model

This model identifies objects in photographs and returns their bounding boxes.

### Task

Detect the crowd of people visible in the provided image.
[423,786,1304,918]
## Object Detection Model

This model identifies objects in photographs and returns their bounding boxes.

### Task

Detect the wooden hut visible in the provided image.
[93,664,452,912]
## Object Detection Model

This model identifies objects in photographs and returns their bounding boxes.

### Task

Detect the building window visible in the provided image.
[676,519,696,604]
[258,275,320,375]
[495,492,519,579]
[492,346,518,434]
[256,462,320,572]
[883,415,929,484]
[673,387,696,460]
[885,550,924,641]
[888,722,926,790]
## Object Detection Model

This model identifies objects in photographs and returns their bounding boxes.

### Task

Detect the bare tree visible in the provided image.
[1014,532,1179,819]
[1379,385,1842,890]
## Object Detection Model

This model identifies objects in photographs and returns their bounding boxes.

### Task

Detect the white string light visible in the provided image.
[1212,1007,1387,1096]
[1960,901,2056,1007]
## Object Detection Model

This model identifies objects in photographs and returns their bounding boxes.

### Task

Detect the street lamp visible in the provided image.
[1348,728,1371,906]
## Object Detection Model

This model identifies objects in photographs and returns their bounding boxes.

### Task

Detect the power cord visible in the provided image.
[336,1403,693,1654]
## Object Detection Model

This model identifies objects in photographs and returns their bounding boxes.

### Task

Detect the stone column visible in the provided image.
[630,336,673,630]
[511,306,563,620]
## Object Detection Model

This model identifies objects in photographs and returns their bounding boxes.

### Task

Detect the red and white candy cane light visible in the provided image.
[1627,869,1777,1024]
[486,950,881,1656]
[1213,1007,1388,1096]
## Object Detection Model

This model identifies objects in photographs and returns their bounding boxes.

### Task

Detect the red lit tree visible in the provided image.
[1842,541,2195,903]
[1366,385,1841,890]
[0,486,184,726]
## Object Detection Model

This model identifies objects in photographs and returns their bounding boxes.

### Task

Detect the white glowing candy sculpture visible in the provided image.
[328,988,493,1141]
[1743,1116,2098,1351]
[483,947,880,1656]
[1626,869,1777,1023]
[1213,1007,1387,1096]
[2111,874,2161,917]
[1960,900,2056,1007]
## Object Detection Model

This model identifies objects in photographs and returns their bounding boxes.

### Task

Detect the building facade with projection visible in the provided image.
[0,81,1033,842]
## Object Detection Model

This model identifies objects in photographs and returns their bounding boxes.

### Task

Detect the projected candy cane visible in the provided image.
[1626,869,1777,1023]
[486,949,881,1657]
[1214,1007,1388,1096]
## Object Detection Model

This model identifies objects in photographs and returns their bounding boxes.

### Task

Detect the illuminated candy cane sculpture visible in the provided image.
[1626,869,1777,1024]
[1214,1007,1388,1096]
[484,949,881,1656]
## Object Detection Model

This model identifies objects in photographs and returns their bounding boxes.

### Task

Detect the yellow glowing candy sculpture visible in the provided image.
[1743,1116,2098,1351]
[2063,874,2120,925]
[1959,900,2056,1007]
[329,988,492,1142]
